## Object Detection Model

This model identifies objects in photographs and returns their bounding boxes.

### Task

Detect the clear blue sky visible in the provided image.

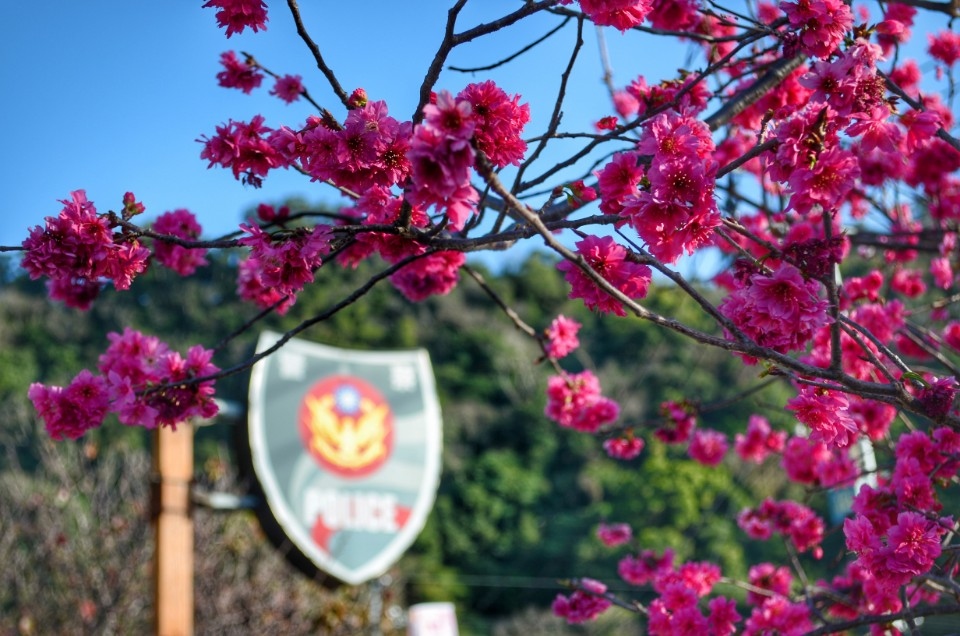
[2,3,952,266]
[2,4,648,252]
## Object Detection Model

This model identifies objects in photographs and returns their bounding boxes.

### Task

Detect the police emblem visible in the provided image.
[247,332,442,585]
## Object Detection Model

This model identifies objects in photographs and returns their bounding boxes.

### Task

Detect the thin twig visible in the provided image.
[285,0,350,108]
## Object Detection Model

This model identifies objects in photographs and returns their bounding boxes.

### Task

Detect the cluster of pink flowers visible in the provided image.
[768,106,859,217]
[596,522,633,547]
[603,433,645,460]
[742,596,812,635]
[654,400,696,443]
[781,435,856,487]
[588,539,740,634]
[288,101,413,195]
[845,511,949,593]
[734,415,787,463]
[596,151,644,215]
[152,209,208,276]
[786,385,859,448]
[406,92,479,231]
[544,370,620,433]
[544,315,581,359]
[746,563,792,606]
[389,251,467,302]
[406,83,528,231]
[611,546,740,635]
[235,222,332,311]
[719,263,830,356]
[557,235,652,316]
[343,186,429,266]
[618,547,674,585]
[737,498,825,557]
[929,30,960,67]
[779,0,852,59]
[216,51,263,94]
[621,110,721,263]
[270,74,303,103]
[687,428,728,466]
[22,190,150,309]
[551,578,612,624]
[564,0,653,31]
[455,81,530,169]
[202,0,268,38]
[200,115,286,187]
[27,370,110,440]
[647,585,740,636]
[29,328,219,437]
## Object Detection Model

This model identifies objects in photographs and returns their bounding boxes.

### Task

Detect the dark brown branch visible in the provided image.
[805,602,960,635]
[508,16,585,208]
[285,0,350,108]
[881,70,960,153]
[448,17,570,73]
[704,54,804,131]
[879,0,960,17]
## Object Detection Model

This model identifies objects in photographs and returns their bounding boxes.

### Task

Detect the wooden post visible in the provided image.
[152,423,194,636]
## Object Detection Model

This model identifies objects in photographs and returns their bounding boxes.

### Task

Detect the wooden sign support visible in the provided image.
[151,424,194,636]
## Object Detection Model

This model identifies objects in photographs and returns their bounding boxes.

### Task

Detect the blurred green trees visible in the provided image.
[0,243,801,634]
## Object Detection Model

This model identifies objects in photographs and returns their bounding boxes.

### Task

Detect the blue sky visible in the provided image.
[2,3,954,269]
[2,3,657,254]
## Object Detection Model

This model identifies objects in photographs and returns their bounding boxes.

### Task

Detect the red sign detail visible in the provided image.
[311,515,335,552]
[298,375,394,478]
[395,505,412,529]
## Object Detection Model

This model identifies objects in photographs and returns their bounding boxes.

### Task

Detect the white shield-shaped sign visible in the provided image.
[247,331,442,585]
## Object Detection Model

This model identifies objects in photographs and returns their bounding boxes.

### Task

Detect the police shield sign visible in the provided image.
[247,332,442,585]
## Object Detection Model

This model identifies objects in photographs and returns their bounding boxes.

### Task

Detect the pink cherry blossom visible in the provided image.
[28,370,110,440]
[552,578,612,624]
[597,522,633,547]
[916,376,958,420]
[743,596,812,635]
[390,251,466,302]
[707,596,741,636]
[596,152,644,215]
[216,51,263,93]
[787,385,859,448]
[603,434,645,460]
[655,400,696,444]
[618,548,675,585]
[578,0,653,31]
[738,499,825,556]
[557,235,651,316]
[238,222,331,300]
[780,0,852,59]
[544,370,620,433]
[648,583,708,634]
[746,563,792,606]
[929,30,960,66]
[152,209,208,276]
[22,190,150,308]
[202,0,268,38]
[199,116,287,187]
[734,415,786,463]
[456,81,529,168]
[270,74,303,103]
[688,428,728,466]
[237,255,295,314]
[545,315,581,359]
[720,263,830,355]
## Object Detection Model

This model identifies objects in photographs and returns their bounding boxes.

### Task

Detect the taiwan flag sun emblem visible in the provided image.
[247,332,442,585]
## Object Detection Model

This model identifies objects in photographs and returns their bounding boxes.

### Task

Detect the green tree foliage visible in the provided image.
[0,242,809,632]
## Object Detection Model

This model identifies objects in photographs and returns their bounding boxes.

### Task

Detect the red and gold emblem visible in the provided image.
[298,375,394,478]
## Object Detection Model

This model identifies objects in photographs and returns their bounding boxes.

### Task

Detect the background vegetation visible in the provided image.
[1,238,812,634]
